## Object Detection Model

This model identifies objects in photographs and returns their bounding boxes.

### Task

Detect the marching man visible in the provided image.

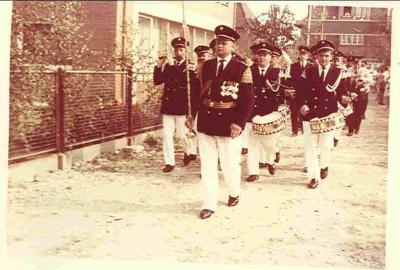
[153,37,198,173]
[246,41,282,182]
[188,25,254,219]
[297,40,351,189]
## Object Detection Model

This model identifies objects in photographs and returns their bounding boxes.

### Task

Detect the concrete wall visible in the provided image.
[8,130,162,181]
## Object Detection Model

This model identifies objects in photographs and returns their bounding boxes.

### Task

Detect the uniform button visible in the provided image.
[218,112,222,116]
[325,99,328,101]
[305,100,308,104]
[207,111,211,114]
[264,96,267,99]
[314,97,318,100]
[262,90,266,93]
[324,107,328,109]
[314,106,317,109]
[255,95,257,98]
[166,98,169,100]
[254,105,257,107]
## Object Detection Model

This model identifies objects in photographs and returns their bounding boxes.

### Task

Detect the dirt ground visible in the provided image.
[7,93,388,269]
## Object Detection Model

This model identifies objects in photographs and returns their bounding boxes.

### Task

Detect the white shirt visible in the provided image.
[216,54,233,75]
[174,59,185,66]
[318,63,330,81]
[300,60,308,69]
[258,65,269,76]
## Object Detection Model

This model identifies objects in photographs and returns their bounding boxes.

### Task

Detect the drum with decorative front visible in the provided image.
[309,112,345,134]
[252,111,285,135]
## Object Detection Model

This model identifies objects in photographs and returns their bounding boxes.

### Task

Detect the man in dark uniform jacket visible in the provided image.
[289,46,313,136]
[297,40,351,189]
[245,42,282,182]
[153,37,199,173]
[190,25,254,219]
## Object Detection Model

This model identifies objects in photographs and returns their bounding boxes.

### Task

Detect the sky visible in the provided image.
[246,2,309,21]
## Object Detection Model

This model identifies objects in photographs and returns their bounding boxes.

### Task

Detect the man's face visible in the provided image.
[317,50,332,67]
[300,52,309,61]
[216,38,234,57]
[174,47,186,60]
[256,51,271,67]
[197,52,210,63]
[334,57,343,67]
[271,55,278,65]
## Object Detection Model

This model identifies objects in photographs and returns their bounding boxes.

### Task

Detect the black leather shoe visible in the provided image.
[267,164,276,175]
[189,154,197,161]
[354,129,359,135]
[333,138,339,147]
[347,131,353,136]
[228,196,239,207]
[308,178,319,189]
[320,167,328,179]
[291,132,298,137]
[241,148,248,155]
[246,175,259,182]
[162,165,174,173]
[199,209,214,219]
[274,152,280,163]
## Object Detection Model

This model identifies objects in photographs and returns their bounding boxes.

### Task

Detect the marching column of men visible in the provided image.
[154,25,370,219]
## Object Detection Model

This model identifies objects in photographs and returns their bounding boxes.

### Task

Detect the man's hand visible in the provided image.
[300,105,310,116]
[187,62,196,71]
[341,96,352,105]
[350,92,358,100]
[156,56,167,68]
[230,123,242,139]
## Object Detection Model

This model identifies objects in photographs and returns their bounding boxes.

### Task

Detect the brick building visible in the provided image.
[233,2,255,58]
[303,5,391,63]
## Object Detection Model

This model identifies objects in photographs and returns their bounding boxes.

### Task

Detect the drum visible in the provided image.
[309,112,345,134]
[278,104,291,121]
[252,111,285,135]
[338,103,353,117]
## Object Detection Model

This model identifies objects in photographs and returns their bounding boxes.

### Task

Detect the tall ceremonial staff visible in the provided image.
[181,1,196,137]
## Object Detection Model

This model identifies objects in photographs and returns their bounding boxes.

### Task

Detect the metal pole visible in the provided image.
[55,68,66,153]
[182,1,192,122]
[126,67,133,145]
[307,5,312,46]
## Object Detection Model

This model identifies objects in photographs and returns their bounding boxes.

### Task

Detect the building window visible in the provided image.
[343,7,352,17]
[138,14,161,57]
[340,34,364,45]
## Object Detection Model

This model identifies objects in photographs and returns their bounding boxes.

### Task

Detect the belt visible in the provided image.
[202,99,237,109]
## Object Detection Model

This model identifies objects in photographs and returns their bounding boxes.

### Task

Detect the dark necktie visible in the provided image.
[260,69,265,77]
[217,60,225,77]
[320,66,326,84]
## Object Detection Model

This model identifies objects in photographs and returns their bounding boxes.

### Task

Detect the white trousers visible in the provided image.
[242,122,252,149]
[303,121,334,181]
[187,115,198,155]
[162,114,191,166]
[247,131,280,175]
[198,132,242,211]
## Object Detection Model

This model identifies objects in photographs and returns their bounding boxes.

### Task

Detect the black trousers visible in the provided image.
[289,99,301,133]
[346,98,363,133]
[359,93,369,117]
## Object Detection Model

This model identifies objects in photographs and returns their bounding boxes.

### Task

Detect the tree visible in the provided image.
[247,5,302,51]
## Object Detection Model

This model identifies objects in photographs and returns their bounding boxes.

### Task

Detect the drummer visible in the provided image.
[332,50,350,147]
[297,40,351,189]
[246,41,283,182]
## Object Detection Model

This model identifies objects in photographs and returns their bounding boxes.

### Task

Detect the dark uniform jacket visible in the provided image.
[153,61,199,116]
[290,61,313,89]
[196,57,254,137]
[296,65,349,121]
[248,65,281,122]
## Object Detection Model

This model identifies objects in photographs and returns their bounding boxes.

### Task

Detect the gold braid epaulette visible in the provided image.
[326,70,343,93]
[241,66,253,84]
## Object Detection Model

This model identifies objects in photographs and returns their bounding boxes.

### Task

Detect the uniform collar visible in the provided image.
[216,54,233,64]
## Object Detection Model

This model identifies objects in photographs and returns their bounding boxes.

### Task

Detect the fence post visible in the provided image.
[55,68,66,168]
[126,67,133,146]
